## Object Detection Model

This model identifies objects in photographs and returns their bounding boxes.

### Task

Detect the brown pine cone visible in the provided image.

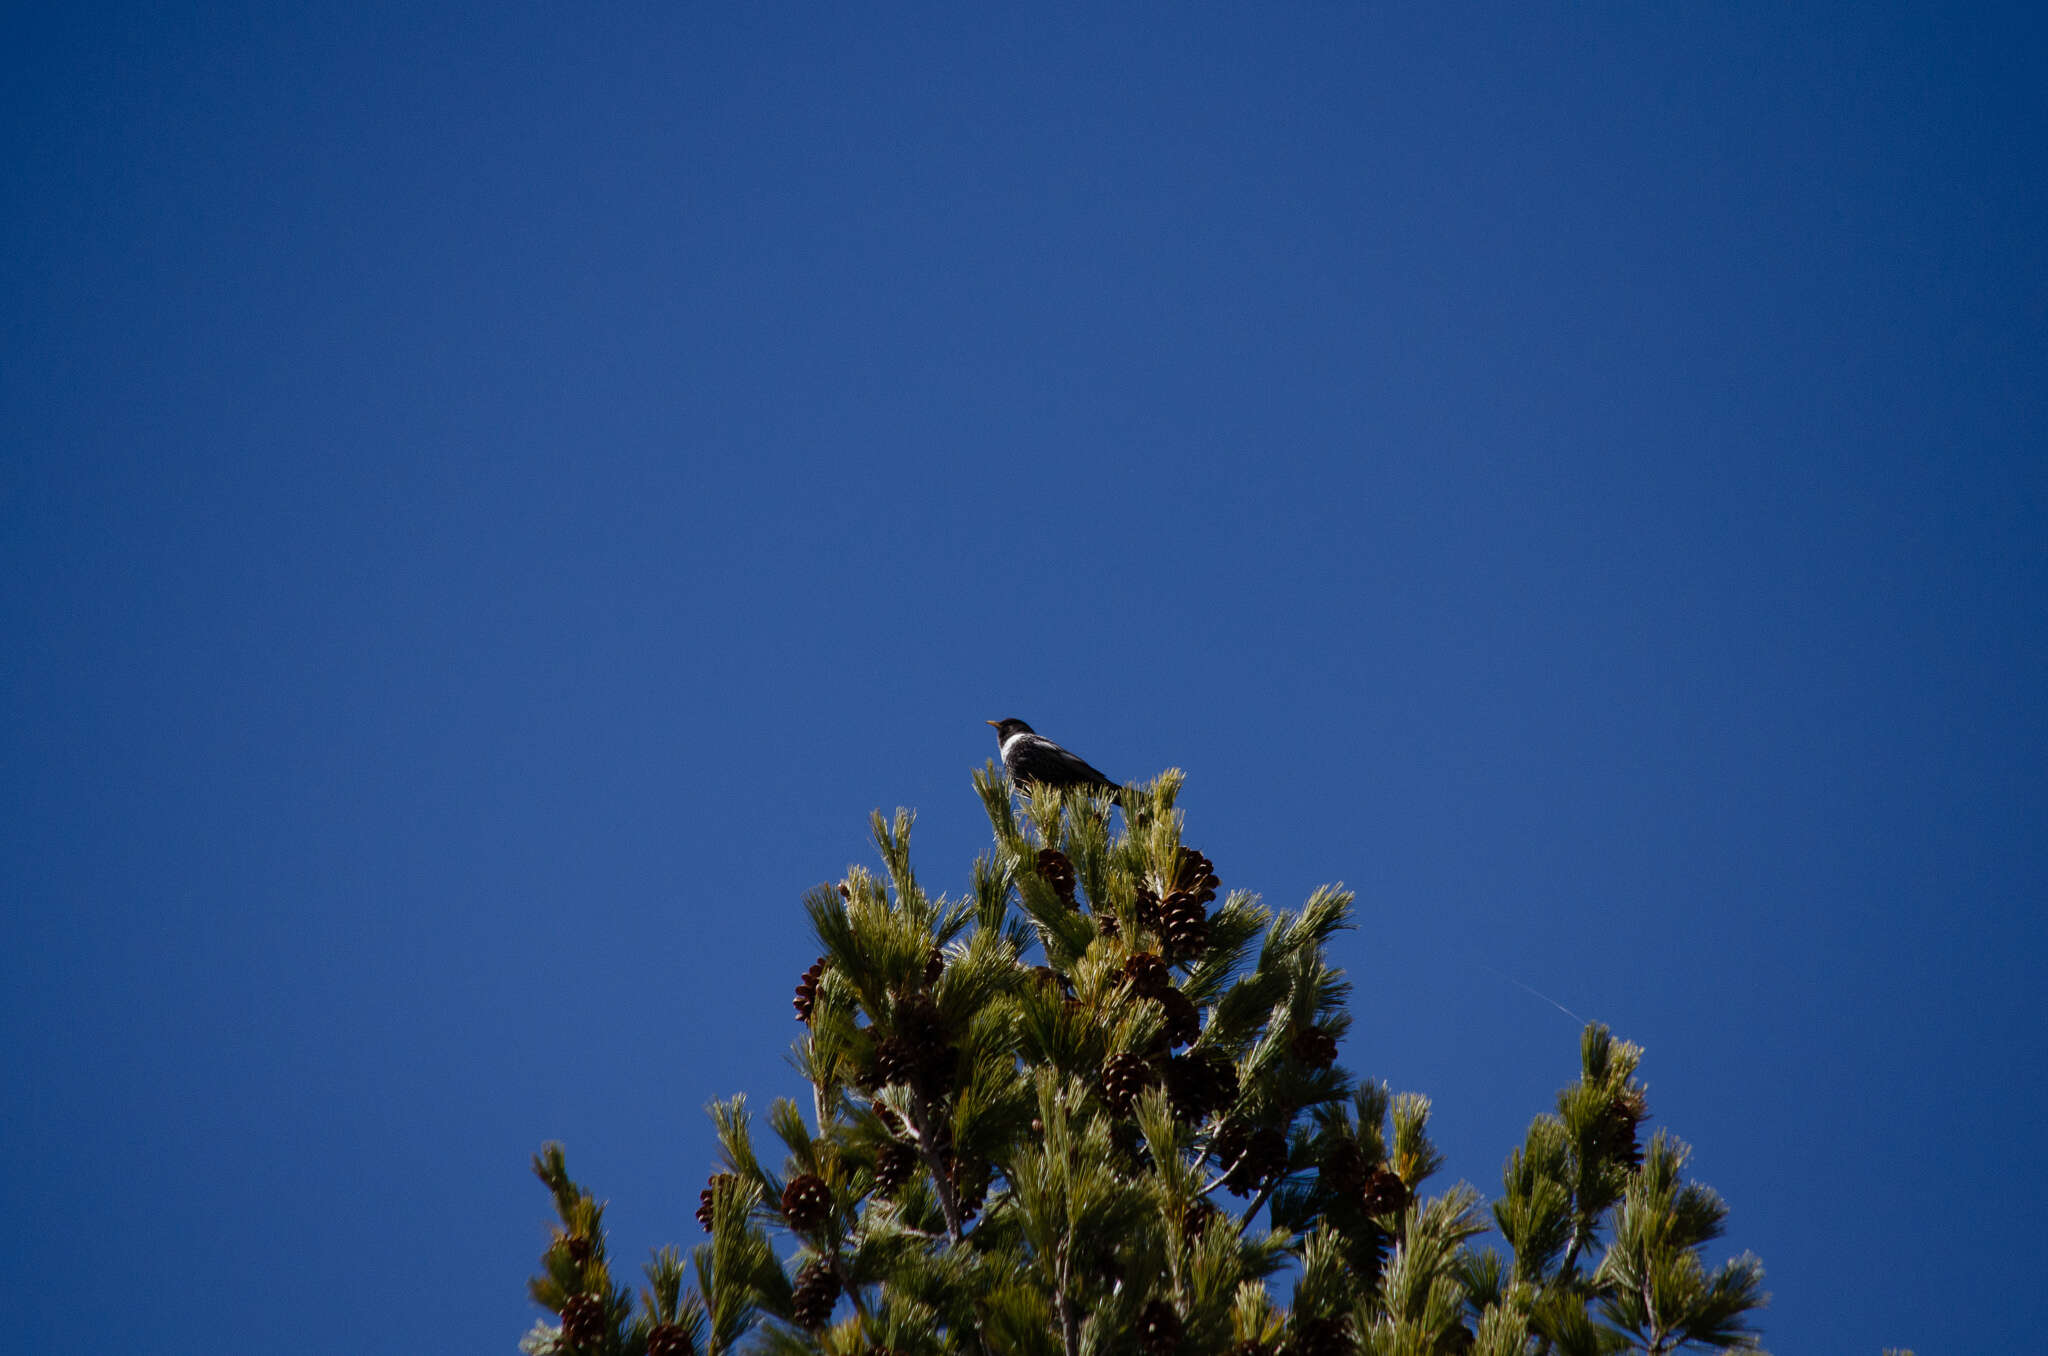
[780,1173,833,1231]
[646,1322,694,1356]
[558,1292,607,1349]
[790,1260,842,1330]
[1358,1165,1409,1217]
[1161,1054,1202,1121]
[1285,1315,1352,1356]
[1163,1051,1238,1124]
[1100,1051,1159,1115]
[553,1232,593,1264]
[1171,846,1219,904]
[1121,952,1171,999]
[1158,892,1209,960]
[1319,1141,1367,1197]
[1289,1026,1339,1070]
[1137,1299,1185,1356]
[1598,1088,1648,1169]
[946,1155,990,1222]
[1176,1195,1219,1237]
[1221,1125,1289,1196]
[696,1173,735,1232]
[1134,885,1163,930]
[1154,987,1200,1048]
[873,1141,916,1193]
[1035,847,1079,907]
[894,994,956,1096]
[924,946,945,986]
[793,957,827,1022]
[1211,1119,1247,1172]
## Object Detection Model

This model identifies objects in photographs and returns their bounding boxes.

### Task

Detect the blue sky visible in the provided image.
[4,3,2043,1352]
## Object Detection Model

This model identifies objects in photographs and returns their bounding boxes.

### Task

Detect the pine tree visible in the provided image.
[520,767,1768,1356]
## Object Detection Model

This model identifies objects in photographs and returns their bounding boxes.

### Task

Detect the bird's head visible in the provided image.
[987,718,1034,740]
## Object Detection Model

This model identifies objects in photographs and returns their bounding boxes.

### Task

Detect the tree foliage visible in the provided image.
[520,768,1767,1356]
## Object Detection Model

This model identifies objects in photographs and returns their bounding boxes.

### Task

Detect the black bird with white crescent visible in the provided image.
[987,718,1119,793]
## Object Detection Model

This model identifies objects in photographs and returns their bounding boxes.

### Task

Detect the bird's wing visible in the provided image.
[1017,735,1117,788]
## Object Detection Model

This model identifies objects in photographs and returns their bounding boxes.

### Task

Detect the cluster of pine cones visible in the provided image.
[1034,843,1218,963]
[748,840,1349,1343]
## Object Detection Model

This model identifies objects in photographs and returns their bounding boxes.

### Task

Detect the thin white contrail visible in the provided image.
[1478,963,1587,1025]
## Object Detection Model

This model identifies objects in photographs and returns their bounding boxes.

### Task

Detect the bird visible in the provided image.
[986,718,1120,793]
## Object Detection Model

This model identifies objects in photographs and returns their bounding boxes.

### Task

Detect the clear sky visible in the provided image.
[4,4,2043,1352]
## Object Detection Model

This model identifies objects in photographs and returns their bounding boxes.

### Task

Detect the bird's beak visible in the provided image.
[985,720,1000,728]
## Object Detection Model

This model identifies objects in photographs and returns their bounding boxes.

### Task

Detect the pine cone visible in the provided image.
[1285,1316,1352,1356]
[1158,891,1209,960]
[790,1260,842,1330]
[870,996,955,1097]
[1319,1141,1367,1197]
[924,946,946,986]
[946,1155,990,1222]
[793,957,827,1022]
[1211,1119,1247,1171]
[1289,1026,1338,1070]
[873,1140,916,1193]
[1358,1165,1409,1217]
[1121,952,1171,1000]
[1176,1195,1219,1237]
[1220,1124,1288,1196]
[1171,845,1219,903]
[897,994,955,1096]
[1155,987,1200,1048]
[1137,1299,1185,1356]
[646,1322,694,1356]
[1035,847,1079,907]
[1096,907,1122,939]
[696,1173,735,1232]
[558,1293,607,1349]
[1100,1051,1159,1115]
[780,1173,832,1231]
[1134,885,1163,930]
[1598,1088,1648,1169]
[872,1102,902,1134]
[553,1232,593,1264]
[1163,1051,1238,1124]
